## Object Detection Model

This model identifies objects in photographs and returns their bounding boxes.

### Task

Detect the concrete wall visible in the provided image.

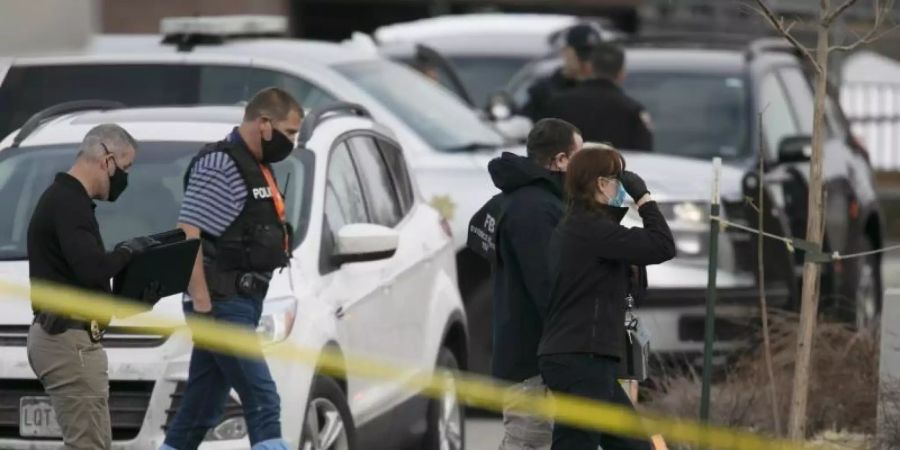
[101,0,289,34]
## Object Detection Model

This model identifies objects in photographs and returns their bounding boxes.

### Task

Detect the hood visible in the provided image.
[621,151,744,202]
[488,152,563,197]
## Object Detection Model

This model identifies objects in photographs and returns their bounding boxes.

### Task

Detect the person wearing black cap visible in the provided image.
[543,42,654,151]
[520,24,601,122]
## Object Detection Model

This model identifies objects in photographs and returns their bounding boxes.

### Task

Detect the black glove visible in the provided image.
[620,171,650,201]
[115,236,159,257]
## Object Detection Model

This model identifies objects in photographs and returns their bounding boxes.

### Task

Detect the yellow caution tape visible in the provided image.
[0,278,818,450]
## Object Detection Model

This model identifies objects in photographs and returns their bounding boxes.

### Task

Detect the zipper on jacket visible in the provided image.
[591,298,600,341]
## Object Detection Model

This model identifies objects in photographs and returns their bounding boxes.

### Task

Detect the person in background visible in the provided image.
[488,118,583,450]
[520,24,602,121]
[161,88,302,450]
[27,124,155,449]
[539,145,675,449]
[543,42,654,151]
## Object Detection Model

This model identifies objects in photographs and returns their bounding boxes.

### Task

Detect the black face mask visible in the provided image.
[261,128,294,164]
[102,144,128,202]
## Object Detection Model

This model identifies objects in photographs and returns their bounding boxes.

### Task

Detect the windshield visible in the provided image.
[0,142,312,260]
[0,64,338,138]
[623,72,750,160]
[447,56,533,108]
[334,60,505,152]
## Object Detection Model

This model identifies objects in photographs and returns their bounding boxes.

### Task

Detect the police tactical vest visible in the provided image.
[184,140,288,300]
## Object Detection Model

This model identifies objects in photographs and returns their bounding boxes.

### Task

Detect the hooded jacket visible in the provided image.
[487,152,565,382]
[539,202,676,360]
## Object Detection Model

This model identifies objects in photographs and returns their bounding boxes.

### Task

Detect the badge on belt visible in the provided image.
[89,320,105,342]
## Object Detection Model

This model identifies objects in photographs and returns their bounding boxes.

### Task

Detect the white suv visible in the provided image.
[0,23,520,372]
[0,103,467,450]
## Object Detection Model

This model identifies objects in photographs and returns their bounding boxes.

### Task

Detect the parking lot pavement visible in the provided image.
[885,252,900,288]
[466,417,504,450]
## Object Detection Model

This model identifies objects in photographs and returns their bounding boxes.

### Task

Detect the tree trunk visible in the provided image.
[787,10,832,441]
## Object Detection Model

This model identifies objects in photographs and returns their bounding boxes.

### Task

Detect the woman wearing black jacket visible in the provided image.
[538,145,676,450]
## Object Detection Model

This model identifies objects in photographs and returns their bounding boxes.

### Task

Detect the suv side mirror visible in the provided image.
[777,135,812,163]
[487,91,515,121]
[333,223,398,265]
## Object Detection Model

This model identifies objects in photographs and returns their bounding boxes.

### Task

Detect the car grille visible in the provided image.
[0,379,153,440]
[0,325,172,347]
[163,381,243,432]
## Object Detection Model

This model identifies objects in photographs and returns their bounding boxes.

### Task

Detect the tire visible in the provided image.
[300,376,356,450]
[420,347,465,450]
[841,238,882,330]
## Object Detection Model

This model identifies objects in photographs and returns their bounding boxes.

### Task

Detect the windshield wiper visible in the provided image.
[442,142,500,153]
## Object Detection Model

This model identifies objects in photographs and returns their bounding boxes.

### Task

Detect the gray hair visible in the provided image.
[77,124,137,161]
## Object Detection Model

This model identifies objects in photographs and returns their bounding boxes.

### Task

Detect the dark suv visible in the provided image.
[508,36,883,328]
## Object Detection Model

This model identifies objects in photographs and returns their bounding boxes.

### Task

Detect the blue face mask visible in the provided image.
[610,182,627,207]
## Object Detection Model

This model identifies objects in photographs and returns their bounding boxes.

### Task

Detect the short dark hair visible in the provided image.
[244,87,304,122]
[526,118,581,166]
[590,42,625,79]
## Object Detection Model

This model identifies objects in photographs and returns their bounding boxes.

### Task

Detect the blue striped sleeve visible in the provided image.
[178,152,247,236]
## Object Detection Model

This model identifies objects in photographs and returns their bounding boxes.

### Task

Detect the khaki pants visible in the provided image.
[27,323,111,450]
[499,375,552,450]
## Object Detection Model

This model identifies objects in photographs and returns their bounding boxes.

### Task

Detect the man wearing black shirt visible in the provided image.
[26,123,154,450]
[520,24,601,122]
[544,42,654,151]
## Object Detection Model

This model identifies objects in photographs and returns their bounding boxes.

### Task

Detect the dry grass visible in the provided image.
[641,311,880,444]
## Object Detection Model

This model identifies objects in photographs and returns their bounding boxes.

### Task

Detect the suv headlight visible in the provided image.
[656,201,709,257]
[672,202,707,224]
[256,296,297,344]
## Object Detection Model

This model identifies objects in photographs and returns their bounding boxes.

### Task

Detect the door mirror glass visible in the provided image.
[333,223,399,265]
[777,135,813,163]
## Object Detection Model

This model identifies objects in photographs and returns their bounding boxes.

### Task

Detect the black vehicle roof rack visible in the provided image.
[159,16,288,52]
[297,102,372,146]
[12,100,126,148]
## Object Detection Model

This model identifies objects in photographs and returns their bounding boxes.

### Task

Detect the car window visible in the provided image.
[0,142,312,260]
[0,64,337,138]
[324,142,368,236]
[377,138,415,214]
[447,56,533,108]
[198,66,337,109]
[777,66,817,136]
[334,60,506,152]
[759,72,800,158]
[347,136,402,227]
[624,72,750,159]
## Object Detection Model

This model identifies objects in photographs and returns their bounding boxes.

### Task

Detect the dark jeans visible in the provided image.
[163,298,283,450]
[539,353,652,450]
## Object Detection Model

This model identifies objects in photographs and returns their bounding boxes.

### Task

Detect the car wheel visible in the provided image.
[852,240,882,330]
[301,376,356,450]
[421,347,465,450]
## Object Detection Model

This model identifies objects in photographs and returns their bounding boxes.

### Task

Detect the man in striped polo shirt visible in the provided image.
[162,88,303,450]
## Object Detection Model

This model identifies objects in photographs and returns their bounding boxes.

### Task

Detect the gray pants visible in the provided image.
[27,323,111,450]
[499,375,552,450]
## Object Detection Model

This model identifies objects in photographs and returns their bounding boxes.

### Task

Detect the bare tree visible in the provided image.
[749,0,897,440]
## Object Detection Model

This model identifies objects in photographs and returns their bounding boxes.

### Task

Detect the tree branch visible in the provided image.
[752,0,823,73]
[824,0,862,27]
[829,0,898,53]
